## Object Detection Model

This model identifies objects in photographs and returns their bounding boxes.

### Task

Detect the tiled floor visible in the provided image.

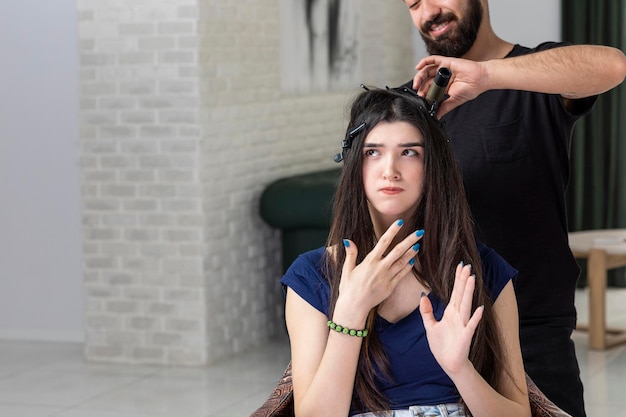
[0,289,625,417]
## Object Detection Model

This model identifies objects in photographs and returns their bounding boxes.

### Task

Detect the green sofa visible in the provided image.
[260,169,340,272]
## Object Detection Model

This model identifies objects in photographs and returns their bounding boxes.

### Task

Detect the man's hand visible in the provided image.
[413,56,489,118]
[414,45,626,117]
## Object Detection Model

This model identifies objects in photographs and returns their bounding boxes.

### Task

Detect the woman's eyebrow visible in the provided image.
[363,142,423,147]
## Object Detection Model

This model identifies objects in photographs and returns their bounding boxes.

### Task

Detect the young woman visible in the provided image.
[280,88,531,417]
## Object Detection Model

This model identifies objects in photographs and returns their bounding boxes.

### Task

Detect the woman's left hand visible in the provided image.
[419,262,484,376]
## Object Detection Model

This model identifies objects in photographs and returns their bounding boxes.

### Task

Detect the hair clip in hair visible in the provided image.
[334,70,452,162]
[385,67,451,119]
[334,122,366,163]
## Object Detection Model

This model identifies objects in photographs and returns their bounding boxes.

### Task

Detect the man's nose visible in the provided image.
[420,0,444,28]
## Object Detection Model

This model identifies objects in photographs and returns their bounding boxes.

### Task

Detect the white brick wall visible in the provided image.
[78,0,414,365]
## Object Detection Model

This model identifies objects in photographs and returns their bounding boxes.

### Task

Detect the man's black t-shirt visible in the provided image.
[411,43,596,328]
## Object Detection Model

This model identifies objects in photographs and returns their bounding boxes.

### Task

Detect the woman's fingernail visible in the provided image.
[420,292,426,298]
[415,229,424,237]
[408,258,415,266]
[412,243,420,251]
[460,261,464,266]
[343,239,350,247]
[397,219,404,227]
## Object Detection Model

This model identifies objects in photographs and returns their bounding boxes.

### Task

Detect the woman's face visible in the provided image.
[362,120,425,228]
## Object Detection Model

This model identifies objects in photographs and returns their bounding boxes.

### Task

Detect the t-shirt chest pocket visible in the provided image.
[480,115,530,163]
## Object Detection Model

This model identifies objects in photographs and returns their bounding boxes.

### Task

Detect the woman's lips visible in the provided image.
[381,187,403,195]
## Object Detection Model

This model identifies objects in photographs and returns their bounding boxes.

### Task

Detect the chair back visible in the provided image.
[250,362,572,417]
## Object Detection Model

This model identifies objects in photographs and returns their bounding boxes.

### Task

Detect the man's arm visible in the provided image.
[413,45,626,116]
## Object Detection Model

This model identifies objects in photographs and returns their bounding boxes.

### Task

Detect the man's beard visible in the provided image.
[419,0,483,57]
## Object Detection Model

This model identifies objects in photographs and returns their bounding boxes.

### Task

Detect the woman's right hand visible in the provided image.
[419,262,483,377]
[338,220,423,317]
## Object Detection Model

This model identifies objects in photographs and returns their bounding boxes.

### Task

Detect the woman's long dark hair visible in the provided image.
[324,88,506,414]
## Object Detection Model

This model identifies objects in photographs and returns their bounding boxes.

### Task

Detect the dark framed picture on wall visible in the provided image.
[280,0,360,93]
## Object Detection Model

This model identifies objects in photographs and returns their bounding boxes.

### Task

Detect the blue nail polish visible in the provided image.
[343,239,350,247]
[397,219,404,227]
[408,258,415,266]
[415,229,424,237]
[412,243,420,251]
[460,261,464,266]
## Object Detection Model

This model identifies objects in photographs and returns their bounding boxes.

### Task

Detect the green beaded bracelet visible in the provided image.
[327,320,368,337]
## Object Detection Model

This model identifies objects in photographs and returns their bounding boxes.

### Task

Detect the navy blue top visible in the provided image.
[280,242,517,412]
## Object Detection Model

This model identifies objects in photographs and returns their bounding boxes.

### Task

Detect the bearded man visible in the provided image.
[399,1,626,416]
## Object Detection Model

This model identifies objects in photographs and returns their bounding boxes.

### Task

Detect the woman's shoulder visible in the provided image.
[476,242,518,299]
[477,242,513,269]
[280,246,332,315]
[287,246,328,272]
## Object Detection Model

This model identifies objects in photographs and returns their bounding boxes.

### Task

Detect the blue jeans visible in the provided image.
[353,403,466,417]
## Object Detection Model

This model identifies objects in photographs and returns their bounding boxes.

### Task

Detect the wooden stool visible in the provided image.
[568,229,626,350]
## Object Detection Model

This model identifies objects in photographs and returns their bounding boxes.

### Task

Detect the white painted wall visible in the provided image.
[490,0,561,47]
[0,0,559,344]
[0,0,84,341]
